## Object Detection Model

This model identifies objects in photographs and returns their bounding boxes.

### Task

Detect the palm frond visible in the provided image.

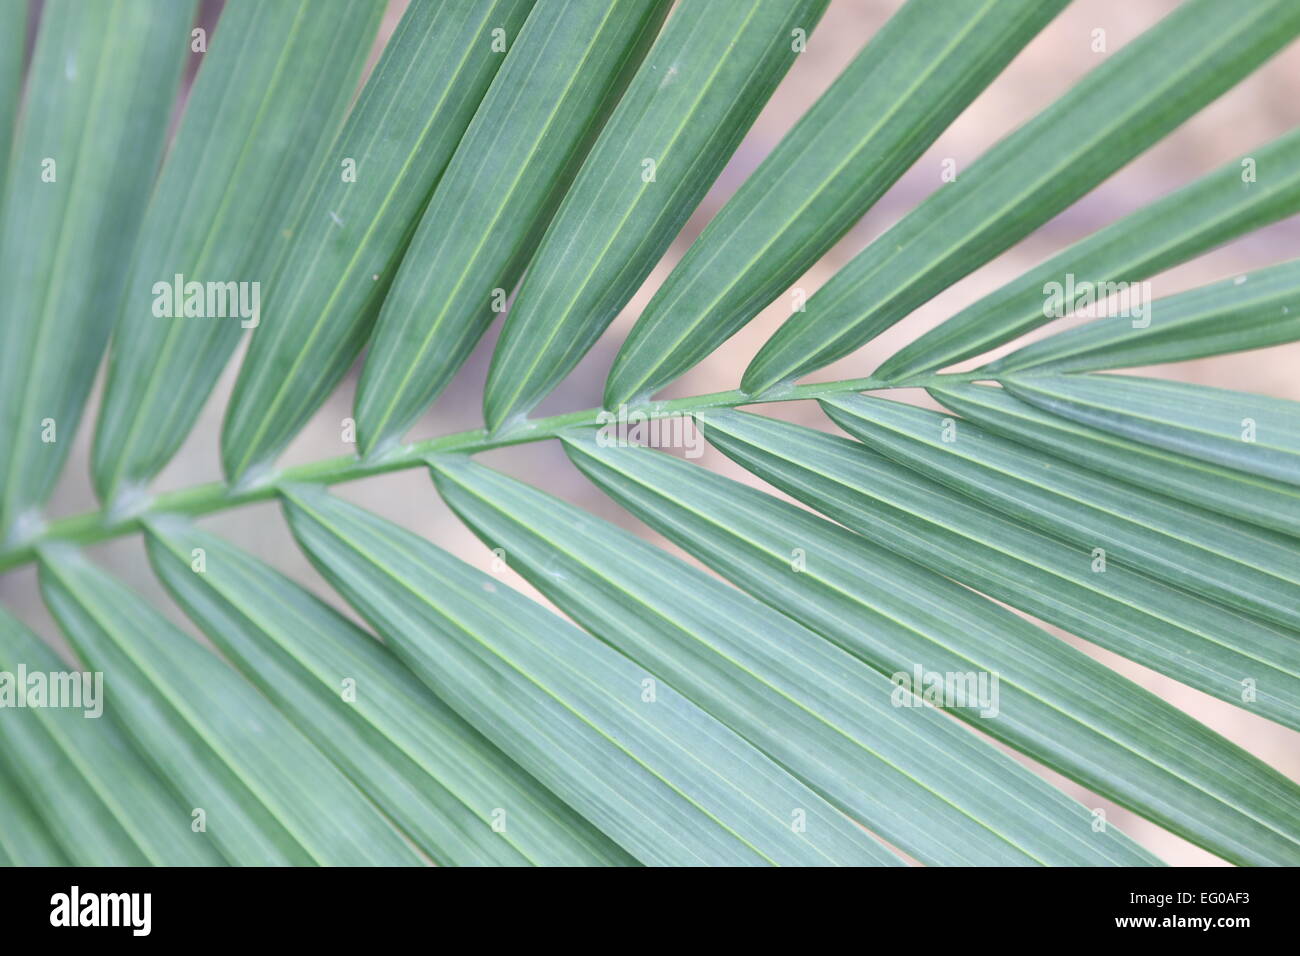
[40,546,429,865]
[0,606,221,865]
[144,517,631,866]
[2,0,1299,868]
[932,382,1300,536]
[696,407,1300,736]
[483,0,829,431]
[1004,374,1300,483]
[221,0,537,483]
[283,484,898,866]
[354,0,671,456]
[92,0,384,511]
[742,0,1300,394]
[0,0,193,541]
[879,128,1300,380]
[604,0,1066,408]
[564,427,1300,865]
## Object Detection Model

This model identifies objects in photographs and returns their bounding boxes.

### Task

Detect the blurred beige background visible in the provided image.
[6,0,1300,865]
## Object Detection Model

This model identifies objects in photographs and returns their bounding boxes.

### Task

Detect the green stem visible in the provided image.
[0,371,979,572]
